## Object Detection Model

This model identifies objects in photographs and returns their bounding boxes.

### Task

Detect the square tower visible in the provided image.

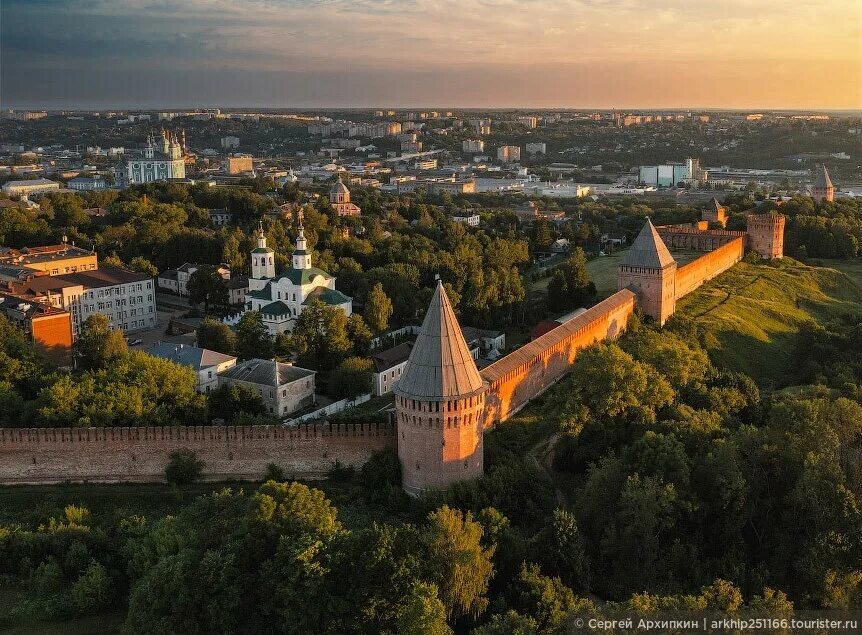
[745,212,785,259]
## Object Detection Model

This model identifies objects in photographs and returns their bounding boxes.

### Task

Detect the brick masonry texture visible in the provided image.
[0,423,395,484]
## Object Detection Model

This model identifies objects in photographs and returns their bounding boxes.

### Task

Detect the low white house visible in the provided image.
[453,214,480,227]
[146,342,237,393]
[218,359,316,417]
[371,342,413,396]
[158,263,230,297]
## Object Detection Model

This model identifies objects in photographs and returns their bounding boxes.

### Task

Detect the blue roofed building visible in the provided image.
[146,342,237,393]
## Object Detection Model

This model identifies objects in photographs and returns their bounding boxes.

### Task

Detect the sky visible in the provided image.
[2,0,860,110]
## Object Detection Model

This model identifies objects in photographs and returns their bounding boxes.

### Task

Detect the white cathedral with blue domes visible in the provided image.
[228,217,352,335]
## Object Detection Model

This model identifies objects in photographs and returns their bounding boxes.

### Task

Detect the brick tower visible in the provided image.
[394,280,486,495]
[810,164,834,203]
[618,219,677,325]
[745,212,785,259]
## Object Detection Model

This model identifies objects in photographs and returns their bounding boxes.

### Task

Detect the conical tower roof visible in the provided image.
[621,218,675,269]
[711,197,724,213]
[394,281,484,401]
[814,164,833,189]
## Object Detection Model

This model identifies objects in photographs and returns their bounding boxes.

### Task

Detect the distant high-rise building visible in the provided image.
[220,136,240,149]
[462,139,484,153]
[224,154,254,175]
[497,145,521,164]
[810,164,834,202]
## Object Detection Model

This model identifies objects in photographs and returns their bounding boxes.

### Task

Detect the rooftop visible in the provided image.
[55,265,151,288]
[394,281,484,401]
[372,341,413,373]
[220,358,315,387]
[620,219,675,270]
[146,342,236,371]
[0,243,94,266]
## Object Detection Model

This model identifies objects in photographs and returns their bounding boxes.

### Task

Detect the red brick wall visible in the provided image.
[31,313,73,365]
[674,237,745,299]
[480,290,636,427]
[0,423,395,485]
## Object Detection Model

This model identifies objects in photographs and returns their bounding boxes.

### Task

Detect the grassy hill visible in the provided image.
[675,257,862,384]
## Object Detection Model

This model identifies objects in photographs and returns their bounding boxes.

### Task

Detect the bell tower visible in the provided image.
[394,280,487,495]
[251,224,276,280]
[292,213,312,270]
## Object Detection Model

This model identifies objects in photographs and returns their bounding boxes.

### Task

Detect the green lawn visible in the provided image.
[581,248,704,299]
[676,257,862,383]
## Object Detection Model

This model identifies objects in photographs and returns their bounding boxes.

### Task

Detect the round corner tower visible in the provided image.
[745,212,785,259]
[617,218,677,325]
[394,280,486,496]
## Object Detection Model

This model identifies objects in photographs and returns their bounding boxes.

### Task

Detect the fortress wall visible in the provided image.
[480,289,636,427]
[657,226,745,252]
[0,423,395,485]
[674,237,745,300]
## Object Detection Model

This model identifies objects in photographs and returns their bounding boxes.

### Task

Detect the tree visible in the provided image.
[473,611,538,635]
[187,265,229,313]
[347,314,373,356]
[207,383,266,422]
[73,314,127,370]
[164,449,204,485]
[128,256,158,277]
[197,318,237,355]
[235,311,273,360]
[290,300,352,370]
[364,282,393,334]
[394,582,453,635]
[424,506,495,620]
[329,357,373,399]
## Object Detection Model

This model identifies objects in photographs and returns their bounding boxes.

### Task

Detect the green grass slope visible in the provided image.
[675,257,862,384]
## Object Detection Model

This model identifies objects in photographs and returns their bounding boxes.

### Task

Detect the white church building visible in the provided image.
[225,220,352,335]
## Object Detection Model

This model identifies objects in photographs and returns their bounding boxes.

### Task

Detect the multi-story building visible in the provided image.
[462,139,484,153]
[224,154,254,175]
[0,242,97,276]
[218,359,316,417]
[0,290,73,363]
[639,157,705,187]
[525,142,547,155]
[11,266,157,336]
[220,136,240,149]
[113,129,186,186]
[517,116,538,128]
[394,178,476,195]
[1,179,60,197]
[497,145,521,163]
[452,214,480,227]
[146,342,237,393]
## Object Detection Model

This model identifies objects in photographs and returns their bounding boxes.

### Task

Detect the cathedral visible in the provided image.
[114,129,187,186]
[228,217,352,335]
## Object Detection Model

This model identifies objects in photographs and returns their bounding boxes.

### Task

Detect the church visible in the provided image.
[114,129,187,186]
[226,218,352,335]
[329,179,361,217]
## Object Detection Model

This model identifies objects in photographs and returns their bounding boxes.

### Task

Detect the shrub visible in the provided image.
[164,449,204,485]
[264,462,285,482]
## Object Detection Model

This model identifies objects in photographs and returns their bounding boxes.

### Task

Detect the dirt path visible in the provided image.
[527,432,568,507]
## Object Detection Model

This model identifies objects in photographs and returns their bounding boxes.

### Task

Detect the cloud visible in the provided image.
[1,0,860,108]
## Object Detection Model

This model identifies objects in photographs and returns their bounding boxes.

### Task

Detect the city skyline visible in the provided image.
[2,0,860,110]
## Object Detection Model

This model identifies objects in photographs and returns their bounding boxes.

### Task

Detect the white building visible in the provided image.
[453,214,480,227]
[146,342,237,393]
[497,145,521,163]
[218,359,316,417]
[462,139,485,153]
[157,262,230,297]
[372,342,413,396]
[113,129,186,186]
[225,220,352,336]
[19,266,157,336]
[517,116,538,129]
[2,179,60,197]
[525,142,547,155]
[67,176,108,191]
[220,136,240,149]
